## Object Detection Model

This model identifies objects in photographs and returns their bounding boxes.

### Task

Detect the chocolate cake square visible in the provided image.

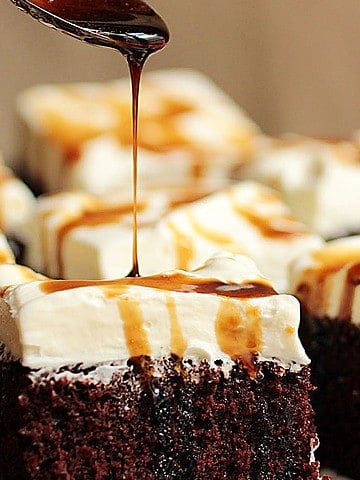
[0,253,324,479]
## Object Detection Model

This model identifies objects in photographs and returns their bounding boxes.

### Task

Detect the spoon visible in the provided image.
[9,0,170,58]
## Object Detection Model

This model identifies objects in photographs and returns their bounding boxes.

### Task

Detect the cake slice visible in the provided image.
[23,181,323,291]
[0,155,35,239]
[290,237,360,479]
[237,134,360,239]
[17,69,259,195]
[0,231,16,264]
[155,181,324,292]
[0,252,323,479]
[0,263,46,287]
[24,184,216,279]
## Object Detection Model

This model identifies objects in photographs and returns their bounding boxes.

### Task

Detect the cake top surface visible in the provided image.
[239,134,360,238]
[156,181,323,292]
[18,68,259,158]
[290,235,360,324]
[0,252,308,370]
[24,181,323,290]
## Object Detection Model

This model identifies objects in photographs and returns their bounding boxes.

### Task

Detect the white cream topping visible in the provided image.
[24,186,216,279]
[0,252,309,370]
[24,182,323,292]
[290,236,360,325]
[0,232,15,264]
[0,263,46,288]
[238,134,360,239]
[17,68,259,195]
[154,181,324,292]
[0,162,35,239]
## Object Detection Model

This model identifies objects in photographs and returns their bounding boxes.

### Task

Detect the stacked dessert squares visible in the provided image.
[1,68,359,478]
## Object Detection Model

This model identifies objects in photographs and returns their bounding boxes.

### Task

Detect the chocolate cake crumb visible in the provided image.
[0,357,320,479]
[299,314,360,479]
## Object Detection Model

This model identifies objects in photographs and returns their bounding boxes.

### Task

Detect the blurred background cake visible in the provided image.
[290,237,360,479]
[21,181,323,291]
[17,69,259,195]
[237,134,360,239]
[3,1,360,163]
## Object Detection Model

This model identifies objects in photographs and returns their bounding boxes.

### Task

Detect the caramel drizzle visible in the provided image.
[54,202,145,278]
[166,220,195,270]
[39,276,272,361]
[40,273,277,298]
[117,295,151,357]
[188,212,245,251]
[338,262,360,320]
[231,199,308,239]
[166,292,187,357]
[42,94,195,162]
[215,298,262,360]
[166,210,245,271]
[0,248,13,264]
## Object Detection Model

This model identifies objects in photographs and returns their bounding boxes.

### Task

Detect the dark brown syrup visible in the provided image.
[10,0,169,277]
[40,274,277,298]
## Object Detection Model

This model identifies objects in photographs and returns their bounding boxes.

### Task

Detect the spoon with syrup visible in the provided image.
[9,0,169,277]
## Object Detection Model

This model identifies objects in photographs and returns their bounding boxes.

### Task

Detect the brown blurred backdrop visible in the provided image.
[2,0,360,161]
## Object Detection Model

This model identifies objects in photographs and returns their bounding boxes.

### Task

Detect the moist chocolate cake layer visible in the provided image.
[299,314,360,480]
[0,357,320,480]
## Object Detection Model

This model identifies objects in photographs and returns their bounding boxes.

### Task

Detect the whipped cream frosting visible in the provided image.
[25,186,216,279]
[155,181,324,292]
[238,134,360,239]
[24,182,323,291]
[0,252,309,370]
[0,233,15,264]
[0,263,45,287]
[290,236,360,324]
[17,69,259,194]
[0,158,35,239]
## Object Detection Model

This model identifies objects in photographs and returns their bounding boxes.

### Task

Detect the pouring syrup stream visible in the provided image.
[9,0,169,277]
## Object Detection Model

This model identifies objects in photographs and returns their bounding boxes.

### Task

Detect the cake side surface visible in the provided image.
[290,237,360,479]
[0,356,320,480]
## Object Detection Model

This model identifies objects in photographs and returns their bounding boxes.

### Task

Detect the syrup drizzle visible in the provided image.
[40,274,277,298]
[127,57,143,277]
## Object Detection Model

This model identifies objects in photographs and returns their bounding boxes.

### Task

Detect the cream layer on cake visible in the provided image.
[238,134,360,239]
[24,182,323,291]
[155,181,324,292]
[290,236,360,325]
[0,155,35,239]
[17,69,259,195]
[0,252,309,370]
[0,264,45,288]
[25,185,216,279]
[0,234,15,264]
